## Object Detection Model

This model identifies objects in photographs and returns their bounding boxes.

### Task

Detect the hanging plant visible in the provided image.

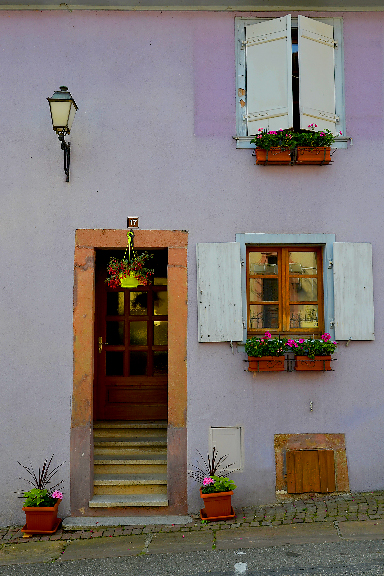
[105,231,154,289]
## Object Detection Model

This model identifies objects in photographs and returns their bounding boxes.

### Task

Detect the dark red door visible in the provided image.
[94,249,168,421]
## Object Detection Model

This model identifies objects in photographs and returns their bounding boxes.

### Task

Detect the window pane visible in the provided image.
[249,305,279,330]
[107,292,124,316]
[130,351,147,375]
[249,251,278,275]
[289,278,318,302]
[130,321,147,345]
[289,252,317,275]
[154,321,168,345]
[154,351,168,375]
[130,292,148,315]
[154,291,168,315]
[290,305,319,329]
[106,351,124,376]
[250,278,278,302]
[106,321,124,345]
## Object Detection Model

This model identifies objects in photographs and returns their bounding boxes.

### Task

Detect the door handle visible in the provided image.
[98,337,103,353]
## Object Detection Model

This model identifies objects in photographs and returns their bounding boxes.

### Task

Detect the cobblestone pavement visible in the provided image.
[1,490,384,545]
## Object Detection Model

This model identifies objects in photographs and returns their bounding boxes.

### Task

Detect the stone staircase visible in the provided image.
[89,421,168,508]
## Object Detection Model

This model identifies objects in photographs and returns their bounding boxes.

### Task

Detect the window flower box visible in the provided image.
[296,146,331,165]
[248,356,285,372]
[255,147,291,165]
[295,355,332,371]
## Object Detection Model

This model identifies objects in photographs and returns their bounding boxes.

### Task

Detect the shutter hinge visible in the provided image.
[241,259,245,267]
[328,260,333,269]
[330,319,335,328]
[334,40,338,48]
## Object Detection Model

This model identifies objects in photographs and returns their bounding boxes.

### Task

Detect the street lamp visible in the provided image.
[47,86,78,182]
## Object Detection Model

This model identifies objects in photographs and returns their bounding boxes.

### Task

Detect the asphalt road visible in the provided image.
[1,539,384,576]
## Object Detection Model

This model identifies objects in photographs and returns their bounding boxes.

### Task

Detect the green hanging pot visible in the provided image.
[120,274,140,288]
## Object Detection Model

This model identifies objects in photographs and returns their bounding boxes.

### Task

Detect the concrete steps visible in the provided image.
[89,421,168,508]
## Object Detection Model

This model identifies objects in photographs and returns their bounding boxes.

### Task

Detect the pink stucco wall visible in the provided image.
[0,8,384,525]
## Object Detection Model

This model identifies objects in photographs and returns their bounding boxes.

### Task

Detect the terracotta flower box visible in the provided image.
[200,489,235,521]
[296,146,331,165]
[295,355,332,371]
[255,147,291,165]
[248,356,285,372]
[22,499,61,535]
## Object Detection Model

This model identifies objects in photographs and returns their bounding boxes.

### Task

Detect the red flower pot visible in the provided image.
[200,489,234,520]
[295,355,332,371]
[296,146,331,165]
[22,499,61,534]
[255,148,291,165]
[248,356,285,372]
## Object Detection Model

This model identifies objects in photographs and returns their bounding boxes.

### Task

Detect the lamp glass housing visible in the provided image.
[47,86,78,135]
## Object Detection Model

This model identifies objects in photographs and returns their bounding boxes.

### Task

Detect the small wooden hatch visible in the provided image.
[286,450,336,494]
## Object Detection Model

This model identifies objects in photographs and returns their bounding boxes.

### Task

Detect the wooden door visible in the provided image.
[94,249,168,421]
[286,450,336,493]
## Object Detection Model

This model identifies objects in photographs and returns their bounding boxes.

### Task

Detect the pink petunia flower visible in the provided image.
[321,333,331,341]
[203,477,214,486]
[264,331,272,339]
[52,491,63,500]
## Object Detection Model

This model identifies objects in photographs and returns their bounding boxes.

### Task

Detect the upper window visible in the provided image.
[235,15,346,148]
[247,246,324,336]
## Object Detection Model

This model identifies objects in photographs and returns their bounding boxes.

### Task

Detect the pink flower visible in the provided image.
[298,339,304,344]
[287,339,298,348]
[339,131,342,135]
[52,491,63,500]
[333,341,337,345]
[321,333,331,341]
[203,477,214,486]
[264,331,272,339]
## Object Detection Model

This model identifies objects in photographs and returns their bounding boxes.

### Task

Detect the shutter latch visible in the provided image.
[330,319,335,328]
[328,260,333,269]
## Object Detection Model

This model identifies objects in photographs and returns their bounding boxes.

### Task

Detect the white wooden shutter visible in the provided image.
[209,427,242,472]
[333,243,374,340]
[245,15,293,135]
[298,15,338,133]
[197,243,243,343]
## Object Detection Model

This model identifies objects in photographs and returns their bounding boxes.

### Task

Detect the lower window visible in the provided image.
[247,246,324,336]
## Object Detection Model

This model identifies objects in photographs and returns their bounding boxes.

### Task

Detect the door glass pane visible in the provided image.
[154,277,167,286]
[130,351,147,375]
[289,278,318,302]
[249,251,278,275]
[154,291,168,315]
[290,305,319,329]
[106,321,124,345]
[107,292,124,316]
[130,292,148,315]
[250,278,278,302]
[106,351,124,376]
[154,351,168,375]
[130,321,147,345]
[249,305,279,330]
[289,252,317,275]
[154,321,168,345]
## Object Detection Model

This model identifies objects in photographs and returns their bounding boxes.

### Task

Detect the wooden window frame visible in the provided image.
[247,245,324,336]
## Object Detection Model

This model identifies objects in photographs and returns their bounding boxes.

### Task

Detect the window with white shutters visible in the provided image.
[235,16,346,148]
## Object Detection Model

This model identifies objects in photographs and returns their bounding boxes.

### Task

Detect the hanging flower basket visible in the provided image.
[256,147,291,165]
[296,146,331,165]
[106,231,154,289]
[295,355,332,371]
[248,356,285,372]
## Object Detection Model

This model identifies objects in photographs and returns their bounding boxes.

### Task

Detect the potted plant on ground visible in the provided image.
[289,333,337,371]
[245,332,288,372]
[105,230,154,289]
[189,447,237,521]
[18,456,64,535]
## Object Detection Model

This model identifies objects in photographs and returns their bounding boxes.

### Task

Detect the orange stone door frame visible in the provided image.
[71,229,188,517]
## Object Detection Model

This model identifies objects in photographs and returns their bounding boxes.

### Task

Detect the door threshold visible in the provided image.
[89,494,169,508]
[62,514,192,530]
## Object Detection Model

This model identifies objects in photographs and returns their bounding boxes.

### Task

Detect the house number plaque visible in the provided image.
[127,217,139,228]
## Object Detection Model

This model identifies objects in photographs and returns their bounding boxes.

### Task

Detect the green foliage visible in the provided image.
[251,126,338,150]
[188,447,234,485]
[245,332,288,357]
[292,335,337,359]
[201,476,237,494]
[22,488,56,508]
[105,253,154,289]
